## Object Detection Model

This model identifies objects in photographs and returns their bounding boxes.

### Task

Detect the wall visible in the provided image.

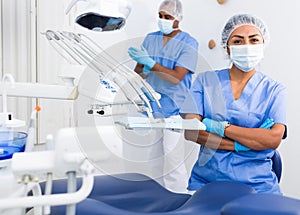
[0,0,33,128]
[1,0,300,198]
[36,0,77,142]
[0,1,2,77]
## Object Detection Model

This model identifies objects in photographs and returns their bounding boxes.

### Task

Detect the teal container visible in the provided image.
[0,131,27,160]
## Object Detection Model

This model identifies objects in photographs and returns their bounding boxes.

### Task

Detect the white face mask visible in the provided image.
[158,18,176,35]
[229,44,264,72]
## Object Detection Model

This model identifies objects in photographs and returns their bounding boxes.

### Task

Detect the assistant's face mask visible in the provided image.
[229,44,264,72]
[158,18,176,35]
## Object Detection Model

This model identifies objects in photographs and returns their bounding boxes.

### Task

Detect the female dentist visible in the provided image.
[181,14,287,194]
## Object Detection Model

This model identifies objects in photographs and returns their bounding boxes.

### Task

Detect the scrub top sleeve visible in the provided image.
[180,76,204,115]
[268,85,287,125]
[268,85,287,138]
[176,40,199,73]
[142,36,149,49]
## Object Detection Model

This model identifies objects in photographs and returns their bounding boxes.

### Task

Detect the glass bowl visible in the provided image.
[0,131,27,160]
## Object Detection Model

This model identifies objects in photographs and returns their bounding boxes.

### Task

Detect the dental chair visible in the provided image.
[40,150,290,215]
[44,173,255,215]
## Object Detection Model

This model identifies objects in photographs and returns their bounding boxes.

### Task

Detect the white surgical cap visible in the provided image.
[221,14,270,48]
[158,0,183,21]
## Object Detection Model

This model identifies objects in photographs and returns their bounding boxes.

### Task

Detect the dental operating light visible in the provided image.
[65,0,132,32]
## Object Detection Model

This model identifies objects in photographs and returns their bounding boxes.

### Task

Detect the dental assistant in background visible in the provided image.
[180,14,287,194]
[128,0,199,193]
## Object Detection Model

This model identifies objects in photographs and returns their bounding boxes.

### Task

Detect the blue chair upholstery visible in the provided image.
[63,181,255,215]
[271,150,282,183]
[221,193,300,215]
[169,181,256,215]
[45,174,255,215]
[41,173,191,214]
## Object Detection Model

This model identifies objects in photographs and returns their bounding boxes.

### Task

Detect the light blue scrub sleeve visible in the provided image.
[268,84,287,125]
[175,39,198,73]
[267,83,287,138]
[142,37,149,52]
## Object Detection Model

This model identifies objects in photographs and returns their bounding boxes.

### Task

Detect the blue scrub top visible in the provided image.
[142,31,198,118]
[180,69,287,194]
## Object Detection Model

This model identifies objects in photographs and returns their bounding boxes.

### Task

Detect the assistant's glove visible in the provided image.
[143,65,152,75]
[202,118,229,138]
[128,46,156,69]
[234,118,275,152]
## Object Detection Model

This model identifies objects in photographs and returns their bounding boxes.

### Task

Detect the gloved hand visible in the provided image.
[234,118,275,152]
[143,65,151,75]
[202,118,229,138]
[259,118,274,129]
[234,142,250,152]
[128,46,156,69]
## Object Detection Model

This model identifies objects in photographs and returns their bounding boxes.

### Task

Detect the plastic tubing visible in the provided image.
[0,174,94,210]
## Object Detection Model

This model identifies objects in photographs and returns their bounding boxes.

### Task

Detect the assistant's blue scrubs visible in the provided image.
[139,31,199,192]
[142,31,198,117]
[180,69,287,194]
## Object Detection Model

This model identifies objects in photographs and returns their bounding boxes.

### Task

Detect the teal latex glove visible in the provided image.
[259,118,274,129]
[234,142,250,152]
[128,46,156,69]
[234,118,275,152]
[143,65,151,75]
[202,118,229,138]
